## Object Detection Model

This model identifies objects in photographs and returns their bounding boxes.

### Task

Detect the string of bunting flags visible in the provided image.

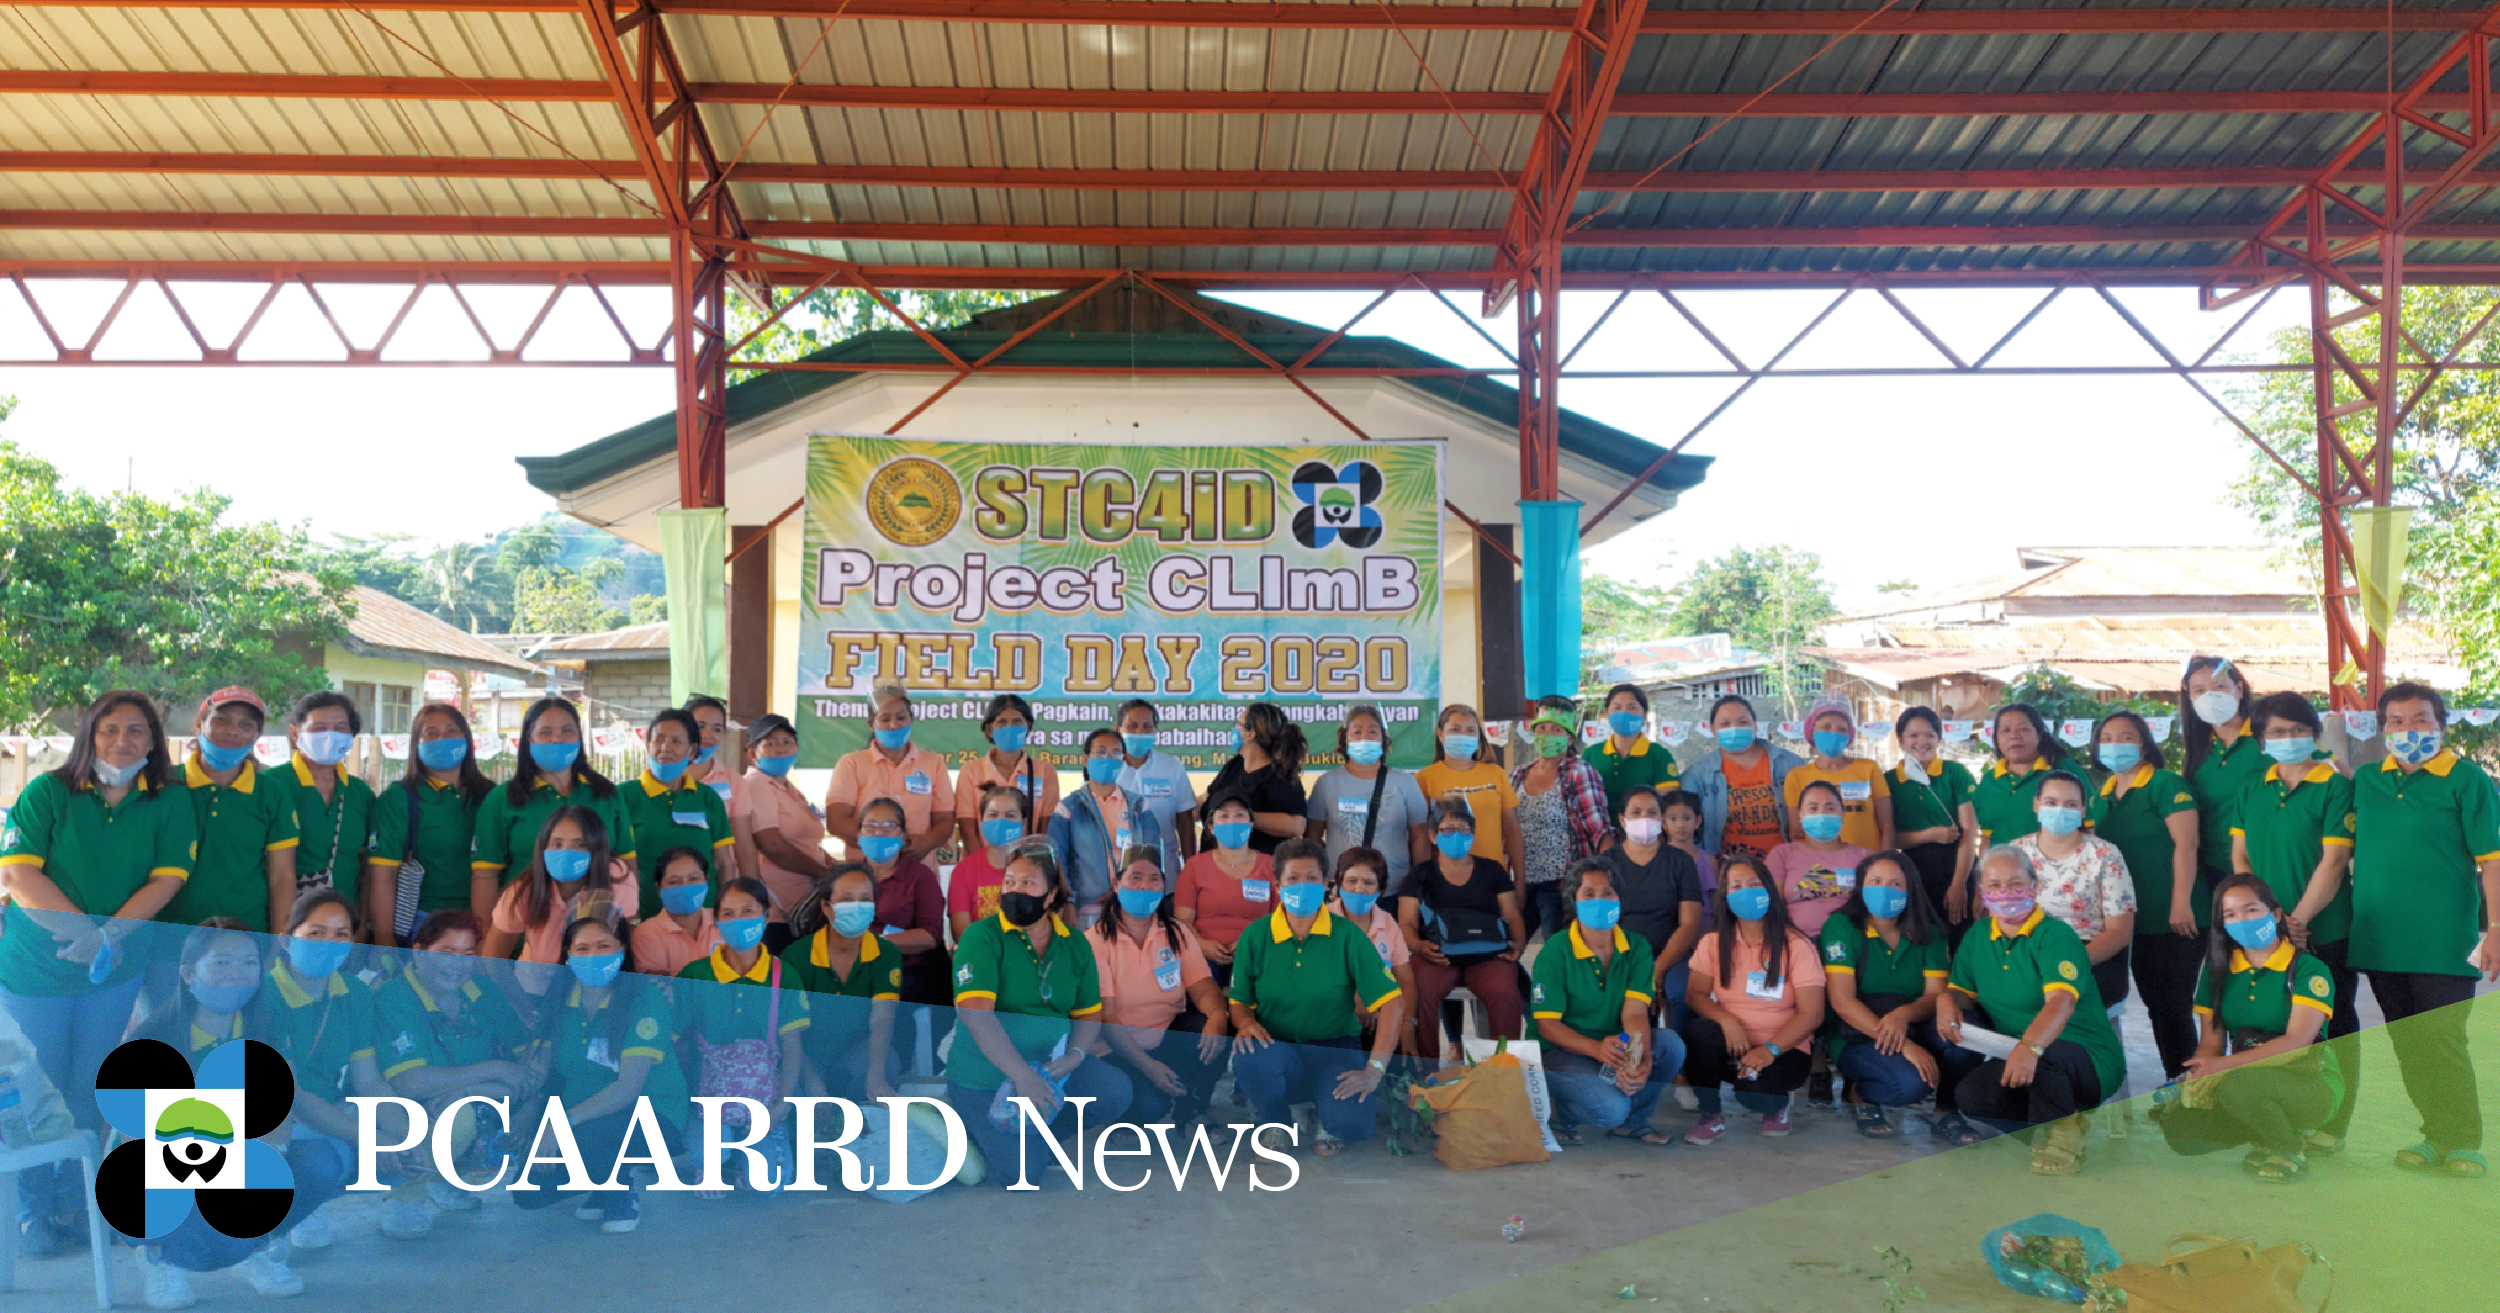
[1553,709,2500,750]
[0,725,657,764]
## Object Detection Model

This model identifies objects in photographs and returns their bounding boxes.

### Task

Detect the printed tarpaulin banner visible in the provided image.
[798,436,1446,770]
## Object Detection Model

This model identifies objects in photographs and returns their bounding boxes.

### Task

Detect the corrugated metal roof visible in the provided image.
[342,586,541,674]
[531,621,671,657]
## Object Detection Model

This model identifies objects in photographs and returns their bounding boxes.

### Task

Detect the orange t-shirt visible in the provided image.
[1174,851,1276,953]
[1689,928,1825,1046]
[1718,751,1784,860]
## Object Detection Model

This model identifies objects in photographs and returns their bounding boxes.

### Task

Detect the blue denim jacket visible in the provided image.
[1046,785,1166,917]
[1680,743,1805,853]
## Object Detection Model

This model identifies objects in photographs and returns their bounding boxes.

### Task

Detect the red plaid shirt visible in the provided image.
[1511,753,1615,862]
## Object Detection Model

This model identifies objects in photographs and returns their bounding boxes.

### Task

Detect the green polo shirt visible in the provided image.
[2192,940,2342,1111]
[1947,908,2126,1100]
[164,757,300,930]
[0,772,197,995]
[1818,914,1948,1058]
[262,960,377,1103]
[948,912,1103,1092]
[263,755,375,909]
[2350,750,2500,977]
[2087,765,2202,928]
[370,965,530,1079]
[620,770,737,909]
[1969,758,2059,847]
[1582,737,1680,820]
[1227,907,1400,1045]
[2231,758,2356,946]
[675,946,811,1046]
[370,777,486,912]
[1888,759,1974,836]
[781,928,903,1066]
[1529,921,1655,1041]
[2188,729,2269,874]
[547,980,688,1129]
[469,776,637,884]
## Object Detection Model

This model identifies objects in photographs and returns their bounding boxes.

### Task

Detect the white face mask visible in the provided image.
[93,757,144,789]
[2191,690,2241,726]
[1623,817,1662,845]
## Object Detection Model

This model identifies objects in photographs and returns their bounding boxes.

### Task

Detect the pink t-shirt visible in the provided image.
[947,846,1010,926]
[740,769,828,915]
[1763,840,1872,936]
[1341,901,1411,969]
[1689,929,1827,1047]
[1174,851,1275,954]
[1088,919,1215,1050]
[492,874,643,966]
[631,907,720,979]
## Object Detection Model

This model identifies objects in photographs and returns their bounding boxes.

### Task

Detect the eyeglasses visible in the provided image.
[860,821,905,836]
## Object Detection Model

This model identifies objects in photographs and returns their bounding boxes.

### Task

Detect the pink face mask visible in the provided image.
[1984,892,2037,923]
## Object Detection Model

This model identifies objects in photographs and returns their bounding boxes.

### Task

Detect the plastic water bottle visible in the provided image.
[2010,1266,2082,1303]
[88,936,116,986]
[0,1070,32,1150]
[988,1036,1071,1131]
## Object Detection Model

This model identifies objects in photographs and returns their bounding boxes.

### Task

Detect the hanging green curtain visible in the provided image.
[658,507,728,705]
[1518,499,1584,702]
[2348,506,2413,642]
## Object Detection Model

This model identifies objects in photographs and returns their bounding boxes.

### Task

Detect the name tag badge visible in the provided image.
[1243,879,1271,903]
[1336,797,1369,816]
[1835,868,1858,889]
[1153,948,1182,992]
[1142,780,1173,799]
[1744,970,1784,1002]
[1014,775,1037,796]
[904,772,932,796]
[584,1038,619,1072]
[708,782,733,801]
[1115,828,1133,852]
[882,924,904,938]
[670,811,708,828]
[1839,781,1873,803]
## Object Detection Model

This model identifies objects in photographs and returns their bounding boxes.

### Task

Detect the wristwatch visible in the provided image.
[2025,1041,2047,1057]
[1367,1058,1388,1072]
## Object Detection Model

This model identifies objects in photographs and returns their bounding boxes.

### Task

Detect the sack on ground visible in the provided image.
[2104,1234,2330,1313]
[1461,1035,1563,1153]
[1409,1049,1550,1171]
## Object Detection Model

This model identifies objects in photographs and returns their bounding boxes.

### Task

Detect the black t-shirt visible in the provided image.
[1598,843,1703,960]
[1204,759,1309,856]
[1405,857,1515,927]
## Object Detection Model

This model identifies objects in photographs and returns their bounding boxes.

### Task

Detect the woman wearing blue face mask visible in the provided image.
[955,693,1059,854]
[164,685,300,937]
[1682,695,1805,865]
[824,684,955,865]
[631,847,724,978]
[1679,855,1824,1143]
[2008,773,2139,1035]
[682,695,759,887]
[2155,875,2343,1185]
[1114,697,1198,871]
[259,889,394,1256]
[1415,703,1526,875]
[514,917,688,1232]
[783,863,903,1102]
[851,796,947,1007]
[2081,710,2200,1086]
[1229,838,1406,1156]
[1331,848,1418,1058]
[738,714,830,919]
[1584,683,1681,821]
[269,690,377,939]
[620,709,736,918]
[950,786,1033,942]
[1203,702,1309,858]
[0,690,193,1258]
[1175,791,1271,980]
[1764,780,1872,937]
[484,806,637,971]
[675,875,809,1197]
[2230,693,2360,1154]
[1782,700,1894,852]
[1399,799,1528,1060]
[1086,848,1230,1123]
[1534,858,1679,1145]
[1047,728,1166,930]
[369,702,496,942]
[1306,704,1433,894]
[1818,853,1964,1142]
[470,697,634,908]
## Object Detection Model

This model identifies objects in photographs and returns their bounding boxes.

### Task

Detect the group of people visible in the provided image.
[0,659,2493,1304]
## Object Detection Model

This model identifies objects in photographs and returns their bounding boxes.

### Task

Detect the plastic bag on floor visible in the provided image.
[1984,1213,2122,1305]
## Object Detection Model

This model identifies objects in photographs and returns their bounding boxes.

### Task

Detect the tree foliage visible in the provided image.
[729,288,1043,379]
[1665,545,1837,715]
[2227,285,2500,696]
[1580,568,1681,688]
[0,438,353,733]
[512,565,620,634]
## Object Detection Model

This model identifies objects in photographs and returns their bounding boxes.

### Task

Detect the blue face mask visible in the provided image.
[92,758,144,789]
[1339,891,1380,917]
[692,741,717,765]
[1800,813,1844,843]
[991,724,1029,755]
[2037,805,2085,837]
[1607,710,1645,738]
[1278,883,1326,917]
[2225,914,2279,952]
[1116,888,1165,919]
[755,752,796,777]
[2262,737,2316,766]
[529,740,581,774]
[417,737,467,771]
[1442,734,1479,761]
[1716,727,1755,754]
[831,902,877,939]
[980,817,1024,847]
[543,848,592,884]
[1862,885,1908,920]
[298,730,354,766]
[198,739,253,772]
[567,952,623,988]
[2388,729,2443,766]
[188,980,258,1015]
[286,937,352,979]
[1213,821,1253,851]
[859,835,904,864]
[872,726,912,752]
[1122,732,1155,758]
[1434,832,1474,860]
[1726,886,1773,922]
[718,916,766,953]
[1223,728,1242,753]
[1085,756,1124,785]
[1346,740,1385,766]
[649,755,690,784]
[1575,898,1622,932]
[2099,742,2142,773]
[659,882,709,917]
[1811,730,1850,757]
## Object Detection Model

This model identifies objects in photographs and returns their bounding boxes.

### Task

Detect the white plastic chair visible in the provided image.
[0,1130,112,1308]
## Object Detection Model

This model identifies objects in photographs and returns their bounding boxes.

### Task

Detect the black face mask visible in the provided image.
[999,891,1051,927]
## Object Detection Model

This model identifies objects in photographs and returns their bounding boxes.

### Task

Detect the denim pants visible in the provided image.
[0,976,142,1220]
[812,1034,905,1101]
[1232,1034,1379,1142]
[1543,1034,1683,1132]
[1834,1021,1958,1111]
[155,1126,354,1272]
[945,1053,1135,1187]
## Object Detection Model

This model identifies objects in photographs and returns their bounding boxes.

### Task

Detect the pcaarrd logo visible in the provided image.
[1289,460,1385,549]
[93,1038,297,1241]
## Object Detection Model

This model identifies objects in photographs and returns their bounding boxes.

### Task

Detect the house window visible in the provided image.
[341,682,379,733]
[377,685,415,735]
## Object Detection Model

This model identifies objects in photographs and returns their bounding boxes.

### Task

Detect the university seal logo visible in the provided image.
[865,457,963,547]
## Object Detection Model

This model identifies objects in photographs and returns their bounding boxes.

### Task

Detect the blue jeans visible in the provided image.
[1836,1020,1958,1111]
[945,1054,1135,1187]
[1232,1034,1379,1142]
[1655,961,1692,1031]
[155,1127,353,1272]
[1544,1034,1682,1132]
[812,1034,904,1100]
[0,976,142,1221]
[512,1109,685,1208]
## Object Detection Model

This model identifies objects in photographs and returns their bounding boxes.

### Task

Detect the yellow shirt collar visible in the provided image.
[268,959,349,1009]
[993,911,1072,937]
[2381,747,2458,776]
[1567,921,1629,957]
[2098,763,2154,796]
[2230,938,2298,974]
[1990,757,2049,779]
[1988,907,2048,940]
[2263,759,2337,785]
[706,945,771,983]
[1603,737,1649,759]
[640,770,696,797]
[1268,906,1336,941]
[398,966,481,1014]
[190,1013,245,1051]
[809,925,881,968]
[186,754,258,792]
[290,754,320,786]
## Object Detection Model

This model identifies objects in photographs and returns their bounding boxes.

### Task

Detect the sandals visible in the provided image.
[1550,1123,1584,1146]
[1315,1133,1346,1158]
[2396,1141,2443,1171]
[2303,1130,2346,1157]
[1929,1113,1985,1147]
[1852,1102,1898,1138]
[2253,1152,2309,1185]
[2443,1149,2487,1179]
[2241,1148,2269,1173]
[2029,1142,2085,1176]
[1610,1123,1675,1146]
